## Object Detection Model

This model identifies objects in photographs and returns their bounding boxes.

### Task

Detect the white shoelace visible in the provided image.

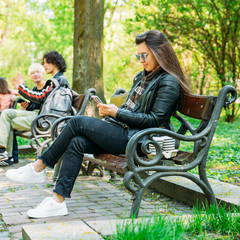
[36,197,52,208]
[14,163,32,174]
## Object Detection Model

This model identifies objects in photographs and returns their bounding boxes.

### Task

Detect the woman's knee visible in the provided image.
[1,109,16,119]
[66,135,87,154]
[68,115,90,130]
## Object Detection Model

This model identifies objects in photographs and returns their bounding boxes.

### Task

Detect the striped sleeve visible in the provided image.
[18,83,53,104]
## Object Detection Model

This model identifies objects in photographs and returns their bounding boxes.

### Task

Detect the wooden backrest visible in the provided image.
[110,89,218,121]
[72,90,85,110]
[177,92,217,120]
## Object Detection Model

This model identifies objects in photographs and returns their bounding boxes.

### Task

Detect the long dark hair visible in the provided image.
[0,77,11,94]
[43,51,67,72]
[135,30,191,93]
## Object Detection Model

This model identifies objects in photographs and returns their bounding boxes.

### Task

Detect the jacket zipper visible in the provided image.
[144,92,151,113]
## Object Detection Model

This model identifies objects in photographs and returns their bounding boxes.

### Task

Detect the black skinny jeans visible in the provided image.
[40,116,129,198]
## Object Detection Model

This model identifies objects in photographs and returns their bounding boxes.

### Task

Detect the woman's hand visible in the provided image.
[97,103,118,118]
[12,73,25,89]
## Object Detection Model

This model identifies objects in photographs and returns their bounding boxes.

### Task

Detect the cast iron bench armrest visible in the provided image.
[125,128,209,170]
[29,113,61,155]
[51,116,73,140]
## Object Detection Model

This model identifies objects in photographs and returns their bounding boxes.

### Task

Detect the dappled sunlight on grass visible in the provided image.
[171,116,240,186]
[204,121,239,185]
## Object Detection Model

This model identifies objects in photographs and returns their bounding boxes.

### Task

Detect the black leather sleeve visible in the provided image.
[116,74,180,129]
[57,76,70,88]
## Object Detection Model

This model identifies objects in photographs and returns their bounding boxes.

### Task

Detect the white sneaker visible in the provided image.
[6,163,46,184]
[27,197,68,218]
[0,151,8,161]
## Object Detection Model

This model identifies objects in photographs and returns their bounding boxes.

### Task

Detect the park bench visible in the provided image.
[51,85,237,217]
[14,88,96,159]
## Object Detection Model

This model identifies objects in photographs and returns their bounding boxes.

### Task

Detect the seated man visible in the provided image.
[0,51,70,165]
[0,63,46,166]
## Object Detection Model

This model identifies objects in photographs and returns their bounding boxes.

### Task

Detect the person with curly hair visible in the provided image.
[0,52,70,163]
[12,51,69,103]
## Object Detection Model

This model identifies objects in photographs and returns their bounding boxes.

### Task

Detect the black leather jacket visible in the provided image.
[116,69,181,139]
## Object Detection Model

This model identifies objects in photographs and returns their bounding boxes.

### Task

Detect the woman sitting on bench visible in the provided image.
[6,30,191,218]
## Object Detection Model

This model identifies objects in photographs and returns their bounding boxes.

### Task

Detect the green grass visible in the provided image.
[17,137,31,146]
[206,120,240,185]
[108,214,185,240]
[188,204,240,238]
[171,117,240,186]
[107,204,240,240]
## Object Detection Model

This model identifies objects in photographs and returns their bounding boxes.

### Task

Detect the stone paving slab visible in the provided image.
[87,219,136,237]
[22,221,104,240]
[23,212,240,240]
[0,158,193,240]
[22,219,132,240]
[0,231,11,239]
[24,214,197,240]
[140,173,240,208]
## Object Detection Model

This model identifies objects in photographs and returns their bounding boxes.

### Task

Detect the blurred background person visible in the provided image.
[0,77,19,111]
[0,63,46,166]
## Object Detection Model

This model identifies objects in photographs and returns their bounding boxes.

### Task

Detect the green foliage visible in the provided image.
[103,1,141,100]
[112,214,185,240]
[124,0,240,120]
[205,120,240,184]
[17,136,31,146]
[0,0,74,87]
[188,204,240,237]
[171,116,240,185]
[0,0,239,120]
[109,204,240,240]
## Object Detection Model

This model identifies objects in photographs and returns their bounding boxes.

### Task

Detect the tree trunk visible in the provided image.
[73,0,104,100]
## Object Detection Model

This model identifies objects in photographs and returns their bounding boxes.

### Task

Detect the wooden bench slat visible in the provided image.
[172,151,194,165]
[92,150,194,174]
[15,131,32,139]
[92,154,127,175]
[177,92,217,120]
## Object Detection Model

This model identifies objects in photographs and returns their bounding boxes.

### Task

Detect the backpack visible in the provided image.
[40,78,73,117]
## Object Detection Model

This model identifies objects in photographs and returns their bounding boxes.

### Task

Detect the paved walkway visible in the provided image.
[0,158,193,240]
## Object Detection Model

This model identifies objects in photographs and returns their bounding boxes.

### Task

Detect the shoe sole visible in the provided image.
[27,209,68,218]
[0,162,13,167]
[0,161,13,166]
[6,172,46,184]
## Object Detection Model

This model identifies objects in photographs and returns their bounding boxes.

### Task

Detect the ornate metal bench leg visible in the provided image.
[80,163,88,176]
[87,162,105,177]
[109,170,118,181]
[130,188,144,218]
[199,164,218,208]
[53,156,63,182]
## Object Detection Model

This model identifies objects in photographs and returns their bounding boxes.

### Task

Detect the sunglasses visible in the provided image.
[135,53,149,61]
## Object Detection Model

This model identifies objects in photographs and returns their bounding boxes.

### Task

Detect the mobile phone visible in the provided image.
[17,98,26,103]
[92,95,103,103]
